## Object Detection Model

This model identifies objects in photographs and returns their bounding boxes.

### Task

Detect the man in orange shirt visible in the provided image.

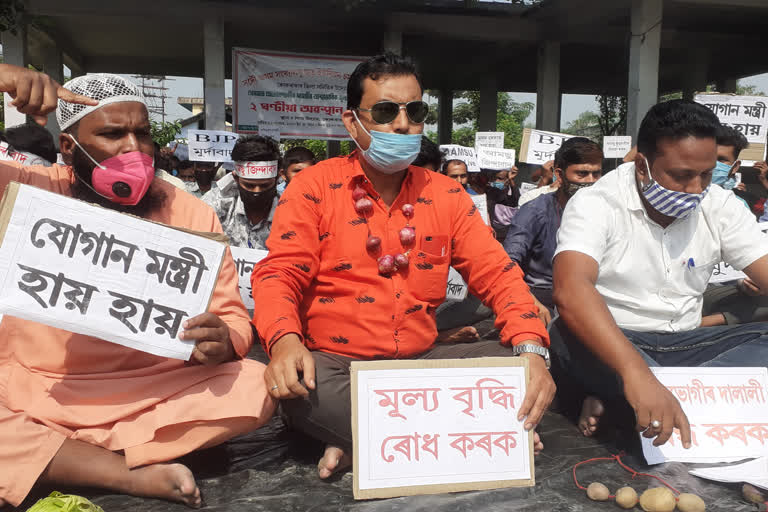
[252,54,555,479]
[0,66,274,508]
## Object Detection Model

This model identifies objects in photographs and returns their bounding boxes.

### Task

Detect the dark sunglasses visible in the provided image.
[357,100,429,125]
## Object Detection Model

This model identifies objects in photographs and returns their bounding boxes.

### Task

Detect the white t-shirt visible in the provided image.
[555,162,768,333]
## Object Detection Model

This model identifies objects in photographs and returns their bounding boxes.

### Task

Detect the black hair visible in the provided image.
[412,136,442,170]
[4,123,57,163]
[716,124,749,160]
[637,100,721,161]
[178,159,194,170]
[554,137,603,171]
[283,146,316,168]
[441,159,468,174]
[231,135,282,167]
[346,53,423,110]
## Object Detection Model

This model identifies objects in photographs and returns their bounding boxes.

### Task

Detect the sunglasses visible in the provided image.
[357,100,429,125]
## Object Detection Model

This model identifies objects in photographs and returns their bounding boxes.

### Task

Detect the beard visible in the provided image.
[70,146,167,218]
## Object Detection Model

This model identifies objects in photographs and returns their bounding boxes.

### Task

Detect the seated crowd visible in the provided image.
[0,52,767,509]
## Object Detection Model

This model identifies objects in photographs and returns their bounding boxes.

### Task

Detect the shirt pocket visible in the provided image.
[410,250,451,303]
[680,259,718,296]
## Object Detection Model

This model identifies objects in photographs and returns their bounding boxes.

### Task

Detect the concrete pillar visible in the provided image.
[203,18,226,131]
[479,80,498,132]
[536,41,561,132]
[627,0,662,138]
[326,140,341,158]
[438,89,453,145]
[716,78,738,93]
[43,47,64,140]
[682,52,708,101]
[382,28,403,56]
[2,21,29,128]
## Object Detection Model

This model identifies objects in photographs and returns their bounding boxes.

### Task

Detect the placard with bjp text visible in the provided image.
[352,357,533,499]
[519,128,573,165]
[642,367,768,465]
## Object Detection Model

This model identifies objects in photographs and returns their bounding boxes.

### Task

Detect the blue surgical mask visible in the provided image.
[352,111,422,174]
[276,180,287,196]
[640,158,709,219]
[712,161,737,190]
[490,181,506,190]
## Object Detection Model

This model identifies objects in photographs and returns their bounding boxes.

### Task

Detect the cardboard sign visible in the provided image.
[233,48,363,139]
[351,358,533,499]
[445,267,469,302]
[471,194,490,226]
[229,246,268,310]
[475,131,505,149]
[188,129,239,163]
[519,182,538,195]
[519,128,573,165]
[0,183,226,360]
[690,457,768,491]
[696,93,768,165]
[708,223,768,284]
[603,136,633,159]
[440,145,480,173]
[641,367,768,465]
[477,147,516,171]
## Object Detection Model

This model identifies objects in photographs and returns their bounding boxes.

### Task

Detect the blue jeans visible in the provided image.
[550,318,768,399]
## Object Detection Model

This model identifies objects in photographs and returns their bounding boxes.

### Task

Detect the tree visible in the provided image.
[0,1,24,34]
[150,120,182,147]
[565,111,601,140]
[451,91,534,151]
[281,139,353,161]
[595,95,627,136]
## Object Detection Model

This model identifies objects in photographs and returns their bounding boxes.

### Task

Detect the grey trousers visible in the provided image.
[280,340,519,451]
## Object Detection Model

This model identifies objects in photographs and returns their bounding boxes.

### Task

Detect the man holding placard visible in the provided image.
[253,53,554,480]
[0,66,275,508]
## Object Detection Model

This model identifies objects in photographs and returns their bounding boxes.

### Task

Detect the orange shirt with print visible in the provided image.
[252,153,548,360]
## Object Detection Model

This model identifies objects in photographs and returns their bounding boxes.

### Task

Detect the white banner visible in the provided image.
[603,136,632,159]
[695,94,768,145]
[445,267,469,302]
[709,223,768,284]
[477,147,516,170]
[475,132,505,149]
[233,48,364,139]
[519,182,538,195]
[229,246,269,310]
[440,145,480,173]
[519,128,573,165]
[471,194,490,226]
[0,183,226,360]
[188,130,239,163]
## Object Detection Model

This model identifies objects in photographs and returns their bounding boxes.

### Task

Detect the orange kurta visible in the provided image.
[0,162,276,506]
[252,154,548,359]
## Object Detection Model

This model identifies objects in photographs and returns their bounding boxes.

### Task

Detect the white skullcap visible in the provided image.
[56,74,146,131]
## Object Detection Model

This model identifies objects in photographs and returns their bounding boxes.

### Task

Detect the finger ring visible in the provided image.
[651,420,661,429]
[271,385,279,391]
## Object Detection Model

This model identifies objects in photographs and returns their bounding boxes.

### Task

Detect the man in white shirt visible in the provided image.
[552,100,768,447]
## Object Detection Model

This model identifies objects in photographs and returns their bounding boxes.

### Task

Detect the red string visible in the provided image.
[573,452,681,500]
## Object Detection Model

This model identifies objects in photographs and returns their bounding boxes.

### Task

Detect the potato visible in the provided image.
[743,484,766,505]
[615,486,639,509]
[677,493,705,512]
[587,482,611,501]
[639,487,676,512]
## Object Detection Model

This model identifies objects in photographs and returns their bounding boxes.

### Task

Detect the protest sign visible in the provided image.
[445,267,469,302]
[229,246,268,310]
[641,367,768,465]
[351,358,533,499]
[233,48,364,139]
[0,141,50,166]
[519,182,538,195]
[475,132,505,149]
[439,145,480,172]
[0,183,226,360]
[188,130,239,163]
[708,223,768,284]
[690,457,768,491]
[603,136,632,159]
[695,93,768,165]
[519,128,573,165]
[476,147,516,171]
[471,194,490,225]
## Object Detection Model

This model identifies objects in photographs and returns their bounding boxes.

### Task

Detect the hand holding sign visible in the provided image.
[182,312,236,365]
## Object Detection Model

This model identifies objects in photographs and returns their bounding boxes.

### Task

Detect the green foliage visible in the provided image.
[150,120,182,147]
[596,95,627,136]
[0,0,24,34]
[281,139,353,161]
[564,111,601,140]
[451,91,534,151]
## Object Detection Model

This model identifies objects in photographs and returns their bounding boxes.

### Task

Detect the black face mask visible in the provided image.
[239,184,277,214]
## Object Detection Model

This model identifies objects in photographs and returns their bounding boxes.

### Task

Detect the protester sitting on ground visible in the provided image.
[412,135,442,171]
[551,99,768,444]
[0,65,275,509]
[4,122,57,165]
[441,159,469,189]
[519,160,559,206]
[505,138,603,316]
[203,135,280,249]
[252,53,554,480]
[277,146,316,195]
[485,167,521,240]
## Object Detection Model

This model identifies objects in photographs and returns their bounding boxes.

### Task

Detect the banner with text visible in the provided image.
[188,130,239,163]
[0,183,226,360]
[440,145,480,173]
[603,136,632,159]
[477,147,516,171]
[229,246,269,310]
[695,93,768,165]
[233,48,364,139]
[475,132,505,149]
[519,128,573,165]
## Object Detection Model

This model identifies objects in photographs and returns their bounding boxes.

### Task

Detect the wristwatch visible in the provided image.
[512,344,551,369]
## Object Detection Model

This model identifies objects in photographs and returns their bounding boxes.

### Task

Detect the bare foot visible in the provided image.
[578,396,605,437]
[533,431,544,455]
[128,463,201,508]
[317,445,352,480]
[436,326,479,344]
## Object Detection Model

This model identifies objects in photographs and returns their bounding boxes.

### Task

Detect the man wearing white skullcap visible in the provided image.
[0,64,275,508]
[203,135,281,249]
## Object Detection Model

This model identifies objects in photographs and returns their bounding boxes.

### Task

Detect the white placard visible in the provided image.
[641,367,768,465]
[695,94,768,145]
[475,132,505,149]
[352,359,533,499]
[477,147,516,171]
[0,142,49,166]
[708,223,768,284]
[603,136,633,159]
[519,128,573,165]
[259,126,281,142]
[0,183,226,360]
[690,457,768,491]
[229,246,269,310]
[233,48,364,139]
[471,194,490,226]
[519,182,538,195]
[188,129,240,163]
[445,267,469,302]
[439,145,480,173]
